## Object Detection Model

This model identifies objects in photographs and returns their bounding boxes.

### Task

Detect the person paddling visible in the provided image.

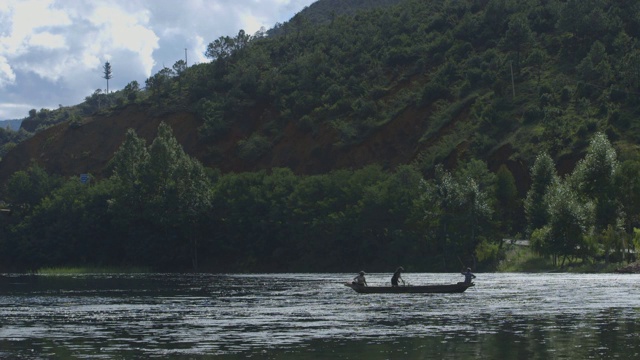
[352,271,367,286]
[391,266,405,287]
[461,267,476,284]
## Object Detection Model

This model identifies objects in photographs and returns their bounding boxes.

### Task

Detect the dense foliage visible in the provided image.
[0,126,31,161]
[2,125,639,272]
[0,122,496,272]
[4,0,640,272]
[12,0,640,168]
[182,0,640,169]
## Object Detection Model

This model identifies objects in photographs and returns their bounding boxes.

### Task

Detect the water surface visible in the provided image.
[1,273,639,359]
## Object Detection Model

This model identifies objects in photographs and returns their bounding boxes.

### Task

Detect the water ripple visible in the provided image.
[1,272,640,358]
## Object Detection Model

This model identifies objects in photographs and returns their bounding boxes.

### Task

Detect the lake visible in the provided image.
[1,273,639,359]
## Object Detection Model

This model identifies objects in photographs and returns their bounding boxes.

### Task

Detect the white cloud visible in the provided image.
[86,4,159,76]
[2,0,72,55]
[239,12,266,35]
[192,35,208,65]
[28,32,67,49]
[0,0,317,120]
[0,56,16,87]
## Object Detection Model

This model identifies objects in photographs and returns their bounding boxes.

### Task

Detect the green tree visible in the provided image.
[234,29,251,51]
[173,60,188,96]
[495,164,519,235]
[108,124,212,270]
[205,29,251,61]
[524,152,557,235]
[145,67,175,105]
[458,175,493,268]
[455,160,496,257]
[576,41,612,87]
[21,180,90,267]
[424,162,494,270]
[425,165,461,269]
[197,99,228,139]
[356,165,423,270]
[569,132,619,232]
[526,48,547,85]
[83,89,108,113]
[173,60,187,76]
[533,181,594,266]
[557,0,616,61]
[568,133,621,262]
[110,129,149,185]
[123,80,140,102]
[501,13,533,72]
[5,164,63,215]
[107,129,151,265]
[616,160,640,233]
[619,49,640,91]
[142,122,212,270]
[210,170,273,271]
[254,167,300,270]
[5,175,118,270]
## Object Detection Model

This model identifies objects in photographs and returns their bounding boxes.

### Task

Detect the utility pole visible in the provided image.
[510,61,515,99]
[102,61,112,93]
[185,48,188,67]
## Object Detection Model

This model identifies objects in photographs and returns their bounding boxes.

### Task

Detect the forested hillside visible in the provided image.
[2,0,640,272]
[270,0,404,28]
[4,0,640,182]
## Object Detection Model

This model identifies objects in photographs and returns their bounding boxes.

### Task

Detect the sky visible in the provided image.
[0,0,317,120]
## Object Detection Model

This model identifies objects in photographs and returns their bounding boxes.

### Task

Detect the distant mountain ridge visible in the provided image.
[0,119,22,131]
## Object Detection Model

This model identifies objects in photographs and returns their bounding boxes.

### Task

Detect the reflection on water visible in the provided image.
[1,273,639,359]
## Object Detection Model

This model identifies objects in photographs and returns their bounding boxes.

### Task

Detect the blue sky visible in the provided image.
[0,0,316,120]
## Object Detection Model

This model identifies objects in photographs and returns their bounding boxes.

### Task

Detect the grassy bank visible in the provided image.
[497,245,555,272]
[497,244,621,273]
[37,266,152,275]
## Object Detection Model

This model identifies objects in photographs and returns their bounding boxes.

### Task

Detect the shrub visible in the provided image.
[237,134,270,161]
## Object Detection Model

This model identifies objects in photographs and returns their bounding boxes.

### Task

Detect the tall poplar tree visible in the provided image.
[524,152,557,236]
[108,123,212,270]
[496,164,519,234]
[570,132,619,231]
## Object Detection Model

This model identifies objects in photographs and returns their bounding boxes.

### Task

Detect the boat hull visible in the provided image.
[344,282,474,294]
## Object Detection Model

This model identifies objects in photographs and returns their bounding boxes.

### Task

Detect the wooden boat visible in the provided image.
[344,281,474,294]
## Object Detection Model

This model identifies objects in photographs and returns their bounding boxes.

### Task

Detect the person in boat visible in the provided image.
[461,267,476,284]
[391,266,405,287]
[352,271,367,286]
